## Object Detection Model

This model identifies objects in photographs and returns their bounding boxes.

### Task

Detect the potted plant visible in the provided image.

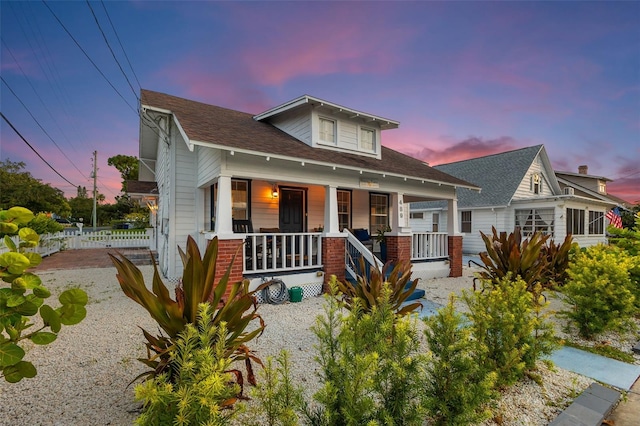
[375,225,391,262]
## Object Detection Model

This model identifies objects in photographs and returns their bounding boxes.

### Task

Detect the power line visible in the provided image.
[41,0,137,114]
[85,0,139,103]
[1,76,90,180]
[1,112,77,187]
[100,0,141,91]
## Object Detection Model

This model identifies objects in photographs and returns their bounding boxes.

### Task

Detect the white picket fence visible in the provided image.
[0,229,154,257]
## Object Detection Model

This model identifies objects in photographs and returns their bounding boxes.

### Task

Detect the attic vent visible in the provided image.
[564,187,575,195]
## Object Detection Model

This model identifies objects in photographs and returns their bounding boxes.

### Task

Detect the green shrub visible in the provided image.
[423,295,496,425]
[110,235,267,386]
[558,244,636,339]
[25,213,64,235]
[462,276,557,387]
[246,350,304,426]
[309,278,427,426]
[476,227,575,291]
[134,303,240,425]
[0,207,87,383]
[607,214,640,308]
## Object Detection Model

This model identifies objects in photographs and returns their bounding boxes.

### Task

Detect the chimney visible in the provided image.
[578,165,588,175]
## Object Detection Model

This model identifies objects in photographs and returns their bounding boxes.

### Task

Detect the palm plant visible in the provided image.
[109,235,266,387]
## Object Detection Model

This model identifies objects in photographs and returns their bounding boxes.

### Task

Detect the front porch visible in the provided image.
[202,174,464,300]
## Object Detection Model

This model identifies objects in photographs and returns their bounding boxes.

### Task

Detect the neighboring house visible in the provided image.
[410,145,619,255]
[134,90,479,298]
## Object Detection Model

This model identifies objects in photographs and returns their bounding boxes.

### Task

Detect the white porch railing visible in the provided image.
[345,229,383,281]
[0,229,154,256]
[411,232,448,260]
[242,232,322,274]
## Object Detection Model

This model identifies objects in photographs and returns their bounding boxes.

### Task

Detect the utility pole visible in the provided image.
[92,151,97,230]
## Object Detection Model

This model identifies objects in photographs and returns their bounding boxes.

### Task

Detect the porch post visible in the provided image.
[324,185,339,233]
[388,192,411,265]
[215,175,233,236]
[447,197,463,277]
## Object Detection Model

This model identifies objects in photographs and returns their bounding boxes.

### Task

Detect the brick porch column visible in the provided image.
[386,235,411,264]
[448,235,463,277]
[212,238,244,299]
[321,237,345,292]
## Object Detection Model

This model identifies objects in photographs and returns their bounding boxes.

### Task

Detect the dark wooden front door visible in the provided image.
[279,188,305,233]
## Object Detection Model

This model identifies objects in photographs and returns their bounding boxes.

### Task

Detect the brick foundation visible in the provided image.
[448,235,463,277]
[321,237,346,292]
[386,235,411,264]
[212,238,244,300]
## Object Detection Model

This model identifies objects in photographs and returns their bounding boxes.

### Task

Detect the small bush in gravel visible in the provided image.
[0,207,88,383]
[110,235,266,387]
[245,350,304,426]
[134,303,240,425]
[463,276,557,387]
[558,244,636,339]
[423,295,497,426]
[309,278,428,426]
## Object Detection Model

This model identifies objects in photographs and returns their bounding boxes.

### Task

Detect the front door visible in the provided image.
[279,188,305,233]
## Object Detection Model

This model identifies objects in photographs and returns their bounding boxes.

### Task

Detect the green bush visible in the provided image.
[423,295,496,425]
[25,213,64,235]
[558,244,636,339]
[462,276,557,387]
[134,303,240,425]
[0,207,87,383]
[309,278,427,425]
[246,350,304,426]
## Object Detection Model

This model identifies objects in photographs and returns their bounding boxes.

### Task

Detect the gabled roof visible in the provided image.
[416,145,551,209]
[253,95,400,130]
[555,175,621,207]
[140,89,478,190]
[555,170,611,182]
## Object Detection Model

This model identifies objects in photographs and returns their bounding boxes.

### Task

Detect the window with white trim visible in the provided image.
[531,173,541,194]
[515,208,554,236]
[566,208,585,235]
[461,211,472,233]
[319,117,336,144]
[410,212,424,219]
[231,179,250,220]
[337,189,351,231]
[369,193,389,233]
[588,211,604,235]
[360,127,375,151]
[432,213,440,232]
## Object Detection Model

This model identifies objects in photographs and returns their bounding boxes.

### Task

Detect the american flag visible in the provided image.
[606,207,623,229]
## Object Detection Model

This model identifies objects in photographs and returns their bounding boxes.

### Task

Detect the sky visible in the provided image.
[1,1,639,205]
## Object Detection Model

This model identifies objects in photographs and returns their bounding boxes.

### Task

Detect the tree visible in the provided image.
[0,160,70,217]
[107,154,138,192]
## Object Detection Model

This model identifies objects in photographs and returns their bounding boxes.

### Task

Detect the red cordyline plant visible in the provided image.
[109,236,266,390]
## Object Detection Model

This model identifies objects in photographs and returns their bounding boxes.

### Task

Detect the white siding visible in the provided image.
[269,106,312,145]
[338,121,358,151]
[513,156,554,200]
[197,146,222,187]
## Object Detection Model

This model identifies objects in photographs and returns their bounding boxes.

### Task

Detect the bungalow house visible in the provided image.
[135,90,479,298]
[409,145,620,255]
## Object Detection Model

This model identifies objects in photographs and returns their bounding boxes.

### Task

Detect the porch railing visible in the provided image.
[242,232,322,275]
[411,232,448,260]
[345,230,383,281]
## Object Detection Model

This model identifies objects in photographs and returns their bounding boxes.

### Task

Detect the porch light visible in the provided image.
[272,184,279,199]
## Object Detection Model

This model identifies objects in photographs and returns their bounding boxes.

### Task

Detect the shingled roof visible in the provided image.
[140,89,477,190]
[412,145,544,210]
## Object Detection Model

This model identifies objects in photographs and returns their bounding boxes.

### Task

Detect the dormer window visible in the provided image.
[598,181,606,193]
[532,173,541,194]
[360,127,375,152]
[319,117,336,144]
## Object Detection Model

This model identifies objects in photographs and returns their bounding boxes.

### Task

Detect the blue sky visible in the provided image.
[1,1,639,203]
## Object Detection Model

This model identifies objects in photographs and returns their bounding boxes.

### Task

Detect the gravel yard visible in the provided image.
[1,264,630,425]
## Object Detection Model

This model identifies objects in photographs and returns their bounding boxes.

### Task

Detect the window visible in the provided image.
[210,183,217,230]
[410,212,424,219]
[432,213,440,232]
[360,127,375,151]
[588,211,604,235]
[461,211,472,233]
[515,208,555,236]
[566,208,585,235]
[231,179,250,220]
[598,182,606,193]
[319,117,336,143]
[531,173,541,194]
[337,189,351,231]
[369,193,389,233]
